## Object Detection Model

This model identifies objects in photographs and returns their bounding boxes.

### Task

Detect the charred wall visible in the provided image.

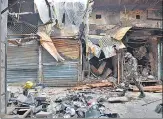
[89,0,162,35]
[123,29,161,80]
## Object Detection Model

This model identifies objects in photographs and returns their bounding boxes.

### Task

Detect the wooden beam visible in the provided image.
[133,85,162,92]
[72,81,113,90]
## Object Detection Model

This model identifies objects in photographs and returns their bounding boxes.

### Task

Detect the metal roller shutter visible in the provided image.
[42,38,81,86]
[7,40,38,83]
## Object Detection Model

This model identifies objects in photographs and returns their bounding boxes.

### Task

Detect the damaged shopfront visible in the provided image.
[6,0,163,86]
[7,0,88,86]
[84,27,130,82]
[84,0,163,84]
[7,35,82,86]
[84,27,163,83]
[123,28,163,82]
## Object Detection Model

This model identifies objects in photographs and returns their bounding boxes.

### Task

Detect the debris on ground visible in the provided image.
[36,111,53,118]
[71,81,113,90]
[6,79,162,118]
[132,85,162,92]
[5,107,32,118]
[155,103,163,114]
[6,81,120,118]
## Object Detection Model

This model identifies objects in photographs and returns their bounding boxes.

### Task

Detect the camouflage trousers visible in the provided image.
[123,71,144,93]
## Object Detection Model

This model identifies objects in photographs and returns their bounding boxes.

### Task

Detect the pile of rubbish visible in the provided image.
[6,80,162,118]
[6,82,120,118]
[7,84,49,118]
[47,91,120,118]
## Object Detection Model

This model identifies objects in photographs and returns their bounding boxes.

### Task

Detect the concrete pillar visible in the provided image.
[0,0,8,114]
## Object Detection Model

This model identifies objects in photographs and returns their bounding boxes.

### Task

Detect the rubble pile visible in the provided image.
[7,85,122,118]
[47,91,120,118]
[6,80,162,118]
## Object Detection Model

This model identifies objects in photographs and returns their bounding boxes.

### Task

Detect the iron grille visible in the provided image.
[8,14,38,35]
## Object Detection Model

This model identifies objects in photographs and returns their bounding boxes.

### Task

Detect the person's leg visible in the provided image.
[133,77,145,98]
[121,79,130,96]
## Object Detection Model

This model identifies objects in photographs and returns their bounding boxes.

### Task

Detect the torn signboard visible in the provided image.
[87,26,131,59]
[99,35,125,58]
[88,35,125,59]
[38,32,65,62]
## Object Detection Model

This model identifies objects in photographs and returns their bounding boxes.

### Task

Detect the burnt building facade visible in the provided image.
[85,0,163,83]
[7,0,83,86]
[6,0,163,86]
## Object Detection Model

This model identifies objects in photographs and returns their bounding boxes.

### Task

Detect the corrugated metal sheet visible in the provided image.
[52,38,80,60]
[38,32,65,61]
[112,27,132,41]
[42,38,81,86]
[7,40,38,83]
[88,35,125,58]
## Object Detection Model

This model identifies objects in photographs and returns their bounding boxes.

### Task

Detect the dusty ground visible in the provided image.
[104,92,162,118]
[8,86,162,118]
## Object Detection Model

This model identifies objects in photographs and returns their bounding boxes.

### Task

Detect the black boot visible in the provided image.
[121,89,127,96]
[138,92,145,98]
